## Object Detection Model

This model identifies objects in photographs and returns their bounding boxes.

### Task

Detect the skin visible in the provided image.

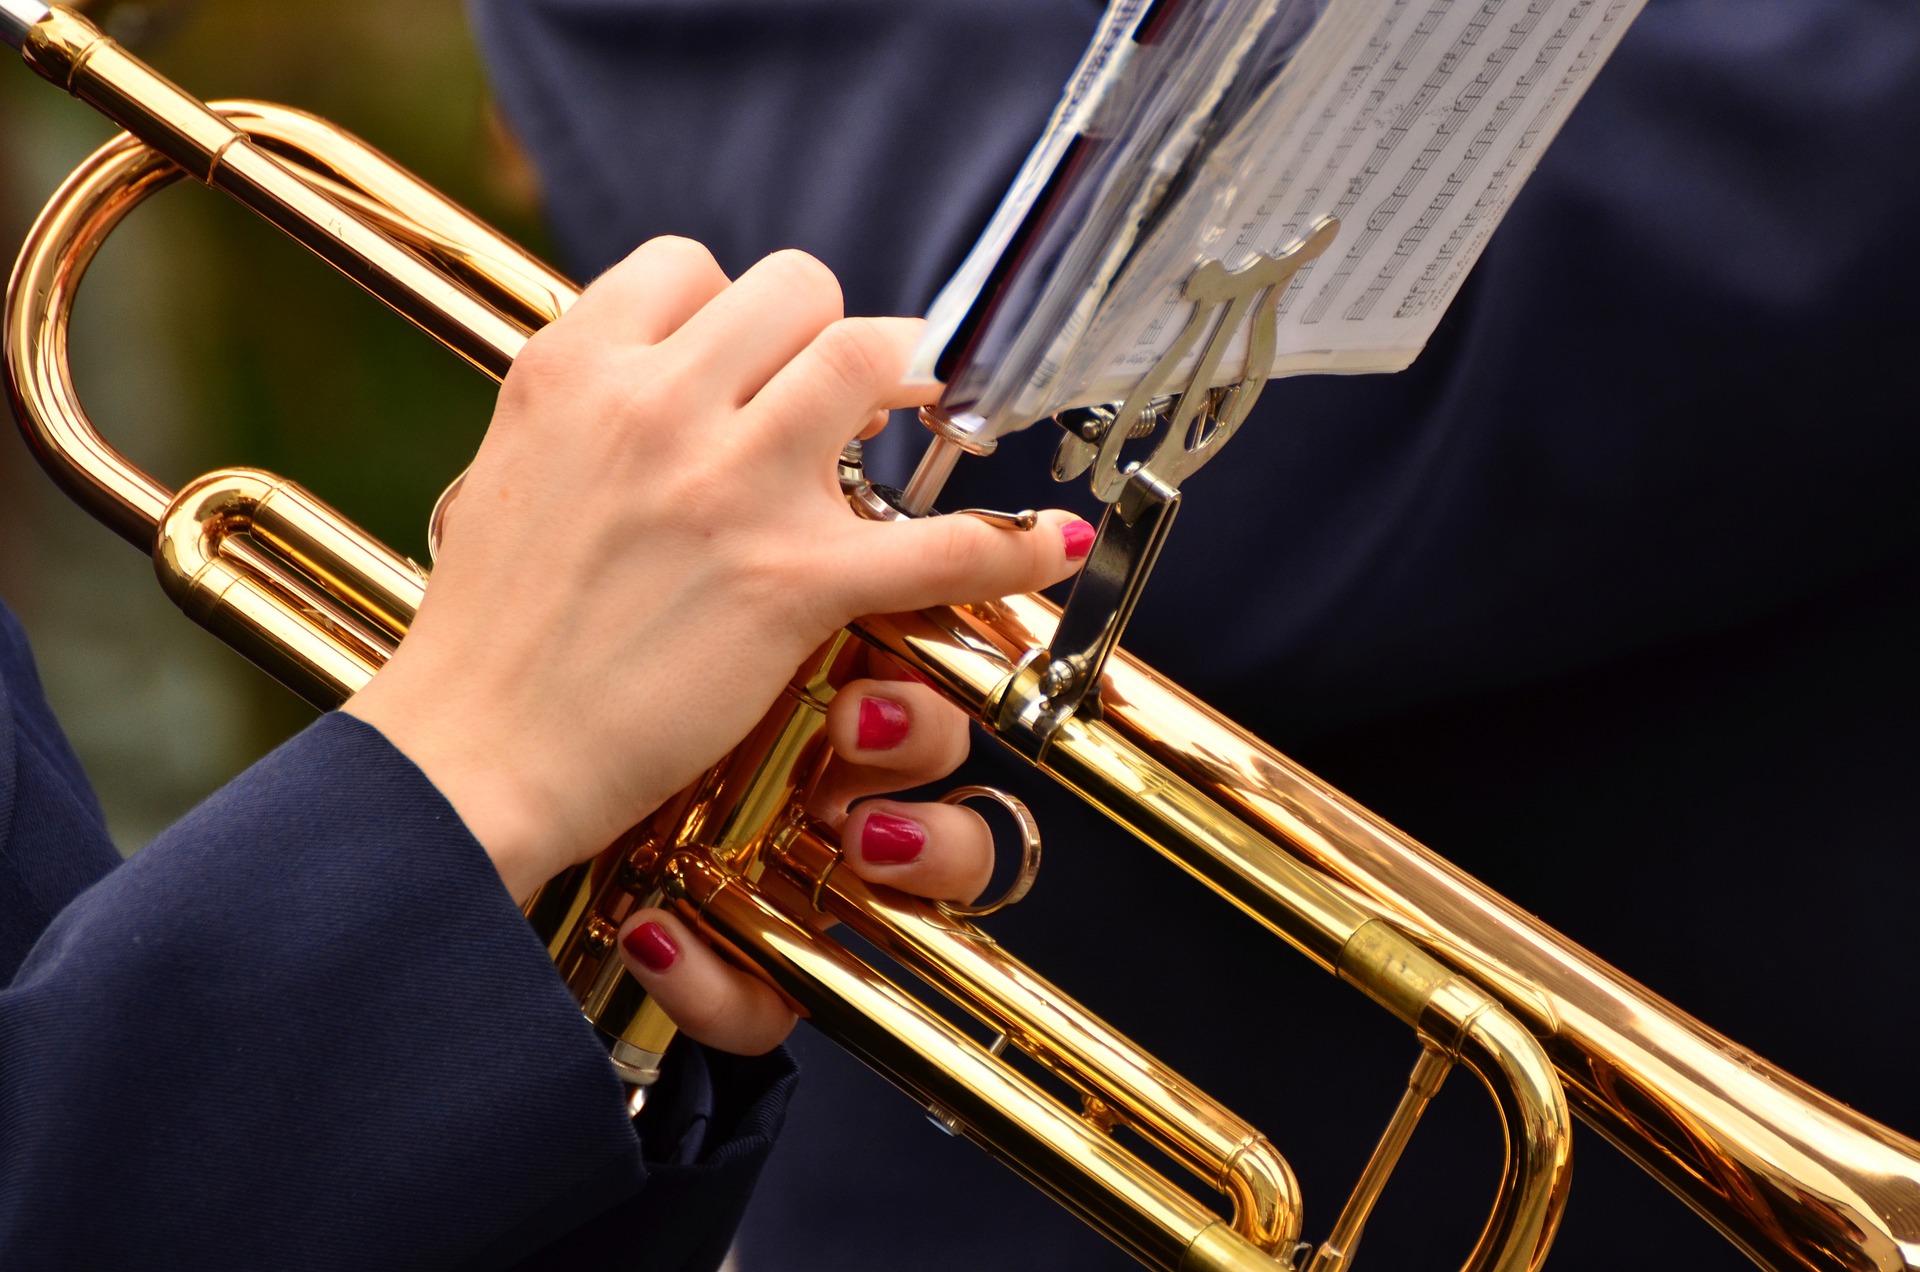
[344,237,1088,1055]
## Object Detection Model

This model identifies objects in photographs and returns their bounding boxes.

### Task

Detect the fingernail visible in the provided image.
[623,921,678,972]
[1062,519,1096,560]
[857,696,910,750]
[861,811,926,864]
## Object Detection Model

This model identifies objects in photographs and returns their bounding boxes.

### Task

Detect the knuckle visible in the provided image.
[758,248,843,313]
[631,234,722,280]
[507,325,570,382]
[931,710,971,777]
[499,328,584,414]
[619,347,687,415]
[666,981,729,1038]
[934,522,994,586]
[810,320,896,395]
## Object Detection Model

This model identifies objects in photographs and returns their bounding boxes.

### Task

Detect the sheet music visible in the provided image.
[1060,0,1645,409]
[919,0,1648,445]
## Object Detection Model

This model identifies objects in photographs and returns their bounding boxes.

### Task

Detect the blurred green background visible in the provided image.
[0,0,555,850]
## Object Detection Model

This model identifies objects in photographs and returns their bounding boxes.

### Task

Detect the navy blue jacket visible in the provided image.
[470,3,1920,1269]
[0,600,793,1270]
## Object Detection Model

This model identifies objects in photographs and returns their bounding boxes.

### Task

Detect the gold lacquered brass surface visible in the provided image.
[8,7,1912,1270]
[856,597,1920,1271]
[771,819,1303,1252]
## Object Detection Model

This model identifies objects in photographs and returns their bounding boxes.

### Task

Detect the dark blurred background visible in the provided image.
[0,0,548,850]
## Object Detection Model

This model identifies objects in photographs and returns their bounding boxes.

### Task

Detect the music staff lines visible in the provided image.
[1300,0,1500,325]
[1342,0,1552,322]
[1390,0,1589,318]
[1405,0,1633,317]
[1271,0,1445,320]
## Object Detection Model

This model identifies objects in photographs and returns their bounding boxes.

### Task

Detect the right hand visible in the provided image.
[344,237,1091,902]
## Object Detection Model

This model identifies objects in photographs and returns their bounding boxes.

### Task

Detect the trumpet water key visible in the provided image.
[5,6,1918,1270]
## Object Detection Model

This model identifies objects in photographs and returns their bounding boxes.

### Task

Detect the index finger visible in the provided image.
[748,316,934,452]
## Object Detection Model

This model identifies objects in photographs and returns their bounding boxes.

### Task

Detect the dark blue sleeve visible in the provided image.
[0,605,119,972]
[0,612,793,1270]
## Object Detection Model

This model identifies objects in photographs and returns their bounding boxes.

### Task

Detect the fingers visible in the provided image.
[558,236,732,346]
[665,249,847,405]
[811,677,968,812]
[615,910,796,1054]
[748,316,933,447]
[835,509,1094,617]
[841,798,995,904]
[614,671,990,1051]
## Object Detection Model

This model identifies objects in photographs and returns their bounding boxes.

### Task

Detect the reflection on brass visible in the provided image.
[4,9,1915,1270]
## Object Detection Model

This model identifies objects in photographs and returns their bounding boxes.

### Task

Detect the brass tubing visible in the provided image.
[661,852,1282,1272]
[852,608,1571,1271]
[1449,1006,1573,1272]
[218,101,574,331]
[858,596,1920,1271]
[1038,724,1568,1272]
[0,2,50,50]
[1307,1046,1454,1272]
[4,93,577,551]
[5,133,178,545]
[156,470,396,706]
[771,821,1303,1253]
[243,475,426,642]
[1033,591,1920,1272]
[21,10,531,378]
[1042,713,1371,970]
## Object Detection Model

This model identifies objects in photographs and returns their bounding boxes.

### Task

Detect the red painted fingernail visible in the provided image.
[1062,519,1096,560]
[624,921,678,972]
[857,696,910,750]
[861,811,926,864]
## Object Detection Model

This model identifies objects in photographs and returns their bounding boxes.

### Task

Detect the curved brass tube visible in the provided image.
[858,595,1920,1271]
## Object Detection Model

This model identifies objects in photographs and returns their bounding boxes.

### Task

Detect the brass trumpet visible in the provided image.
[5,7,1917,1270]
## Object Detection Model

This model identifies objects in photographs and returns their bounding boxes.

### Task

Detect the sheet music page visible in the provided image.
[930,0,1648,441]
[1052,0,1647,417]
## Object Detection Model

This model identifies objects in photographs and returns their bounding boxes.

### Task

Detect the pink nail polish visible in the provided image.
[624,921,678,972]
[861,812,926,864]
[857,696,910,750]
[1062,519,1096,561]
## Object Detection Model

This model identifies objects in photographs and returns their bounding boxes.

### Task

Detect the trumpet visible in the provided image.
[4,6,1917,1270]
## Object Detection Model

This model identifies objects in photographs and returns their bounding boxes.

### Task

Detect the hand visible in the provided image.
[614,657,993,1053]
[343,237,1090,901]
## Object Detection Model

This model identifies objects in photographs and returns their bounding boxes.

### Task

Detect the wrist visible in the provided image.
[343,659,574,905]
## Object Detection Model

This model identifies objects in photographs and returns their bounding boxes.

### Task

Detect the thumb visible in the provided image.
[834,509,1093,616]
